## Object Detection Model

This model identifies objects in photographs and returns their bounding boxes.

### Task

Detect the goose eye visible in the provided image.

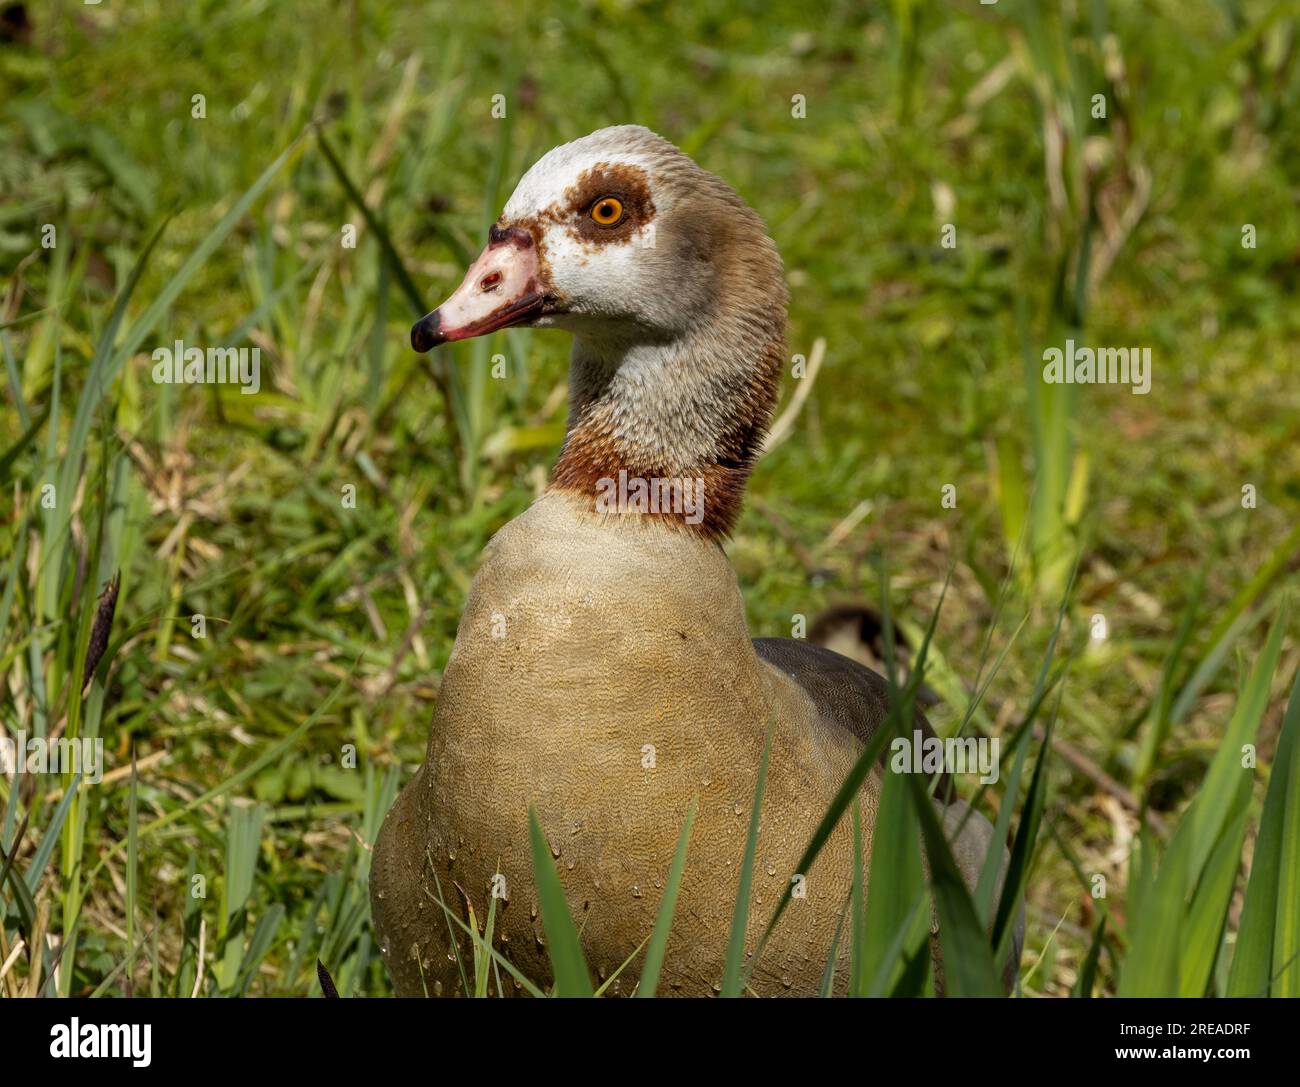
[589,197,624,226]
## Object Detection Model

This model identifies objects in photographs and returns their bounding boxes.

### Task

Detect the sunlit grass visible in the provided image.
[1,0,1298,996]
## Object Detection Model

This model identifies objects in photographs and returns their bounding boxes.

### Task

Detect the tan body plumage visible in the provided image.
[372,126,1013,996]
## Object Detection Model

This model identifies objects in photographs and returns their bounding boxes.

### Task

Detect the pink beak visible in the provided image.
[411,225,545,351]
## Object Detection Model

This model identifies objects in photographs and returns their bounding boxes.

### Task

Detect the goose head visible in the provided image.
[412,125,788,538]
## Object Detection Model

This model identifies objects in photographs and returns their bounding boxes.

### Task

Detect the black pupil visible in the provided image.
[599,202,615,218]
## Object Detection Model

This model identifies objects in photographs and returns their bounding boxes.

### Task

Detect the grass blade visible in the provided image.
[1169,525,1300,724]
[1228,666,1300,995]
[126,752,139,971]
[1132,572,1204,783]
[819,893,851,997]
[1071,916,1107,997]
[24,773,82,894]
[527,806,593,997]
[905,769,1003,996]
[423,877,544,998]
[0,404,50,485]
[862,743,925,994]
[992,687,1059,964]
[1188,601,1288,881]
[1179,807,1247,995]
[849,799,866,994]
[636,795,698,997]
[1118,826,1189,996]
[721,717,775,996]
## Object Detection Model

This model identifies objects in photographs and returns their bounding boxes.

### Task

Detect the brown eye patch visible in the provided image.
[564,162,656,245]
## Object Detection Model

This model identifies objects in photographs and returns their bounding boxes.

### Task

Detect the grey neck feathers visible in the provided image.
[550,305,786,538]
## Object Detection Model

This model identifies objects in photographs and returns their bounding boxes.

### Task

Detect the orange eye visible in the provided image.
[590,197,624,225]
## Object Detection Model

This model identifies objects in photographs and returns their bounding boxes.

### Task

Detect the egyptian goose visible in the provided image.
[371,125,1015,996]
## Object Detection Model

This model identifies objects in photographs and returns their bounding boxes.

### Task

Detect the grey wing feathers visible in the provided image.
[751,637,952,800]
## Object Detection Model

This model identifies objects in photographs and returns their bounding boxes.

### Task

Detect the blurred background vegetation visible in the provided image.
[1,0,1297,996]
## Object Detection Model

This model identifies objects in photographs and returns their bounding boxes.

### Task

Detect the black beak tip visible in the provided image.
[411,312,441,353]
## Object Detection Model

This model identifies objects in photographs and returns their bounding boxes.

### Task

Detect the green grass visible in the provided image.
[1,0,1298,997]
